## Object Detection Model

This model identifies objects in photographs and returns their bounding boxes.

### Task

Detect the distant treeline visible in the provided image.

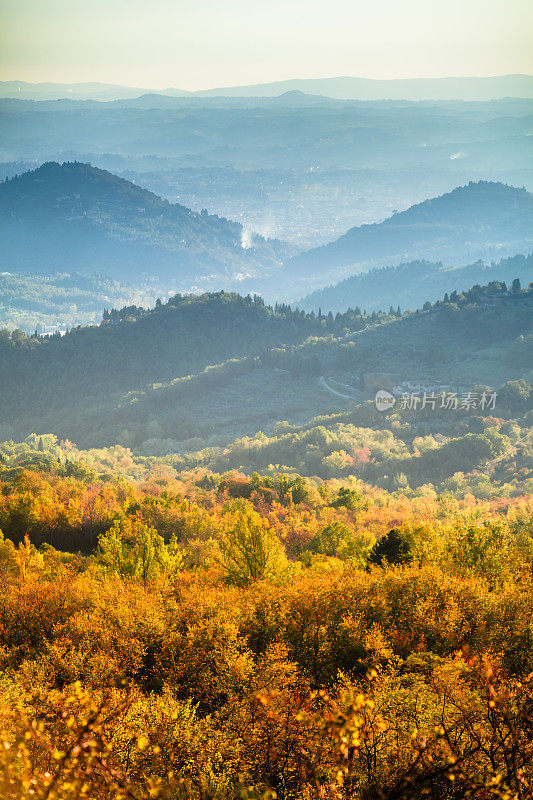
[301,253,533,313]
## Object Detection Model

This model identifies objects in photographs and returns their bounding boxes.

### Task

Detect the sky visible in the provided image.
[1,0,532,90]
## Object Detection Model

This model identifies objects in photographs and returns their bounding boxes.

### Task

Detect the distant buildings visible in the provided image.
[37,324,68,337]
[392,380,451,397]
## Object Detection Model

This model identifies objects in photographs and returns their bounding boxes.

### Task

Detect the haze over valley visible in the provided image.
[2,90,532,248]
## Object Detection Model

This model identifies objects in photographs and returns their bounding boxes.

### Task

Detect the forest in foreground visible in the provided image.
[0,438,532,799]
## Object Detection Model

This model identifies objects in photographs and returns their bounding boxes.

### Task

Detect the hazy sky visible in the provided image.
[1,0,532,89]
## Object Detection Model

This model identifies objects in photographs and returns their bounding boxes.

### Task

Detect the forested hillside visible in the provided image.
[285,182,533,293]
[4,3,533,797]
[1,282,531,491]
[0,292,323,405]
[0,162,291,282]
[301,253,533,313]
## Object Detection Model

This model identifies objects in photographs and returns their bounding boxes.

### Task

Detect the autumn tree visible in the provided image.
[217,499,286,586]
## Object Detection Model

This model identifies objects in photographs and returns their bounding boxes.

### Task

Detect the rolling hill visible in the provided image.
[0,80,157,101]
[282,181,533,294]
[1,282,531,472]
[300,253,533,313]
[0,292,327,446]
[0,271,162,332]
[0,162,291,284]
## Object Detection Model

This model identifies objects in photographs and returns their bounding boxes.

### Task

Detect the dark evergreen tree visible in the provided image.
[367,528,414,567]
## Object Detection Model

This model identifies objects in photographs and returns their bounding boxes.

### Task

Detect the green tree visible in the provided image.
[449,522,513,578]
[307,522,351,557]
[331,486,364,511]
[367,527,414,567]
[498,379,532,415]
[97,520,182,584]
[218,499,286,586]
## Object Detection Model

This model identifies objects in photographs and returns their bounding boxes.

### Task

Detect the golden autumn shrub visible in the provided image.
[0,464,531,798]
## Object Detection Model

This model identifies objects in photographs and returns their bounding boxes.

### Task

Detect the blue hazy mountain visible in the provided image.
[282,181,533,293]
[0,162,291,283]
[2,74,533,101]
[178,74,533,101]
[300,253,533,313]
[0,81,189,101]
[2,94,530,253]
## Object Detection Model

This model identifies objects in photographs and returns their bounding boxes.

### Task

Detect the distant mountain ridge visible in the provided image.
[178,74,533,101]
[0,81,166,101]
[282,181,533,293]
[2,74,532,101]
[0,161,291,283]
[300,253,533,314]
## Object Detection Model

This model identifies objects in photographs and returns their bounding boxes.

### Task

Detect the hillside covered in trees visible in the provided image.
[0,436,532,799]
[3,5,533,798]
[284,182,533,294]
[1,281,531,493]
[3,96,531,253]
[0,162,291,284]
[301,253,533,313]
